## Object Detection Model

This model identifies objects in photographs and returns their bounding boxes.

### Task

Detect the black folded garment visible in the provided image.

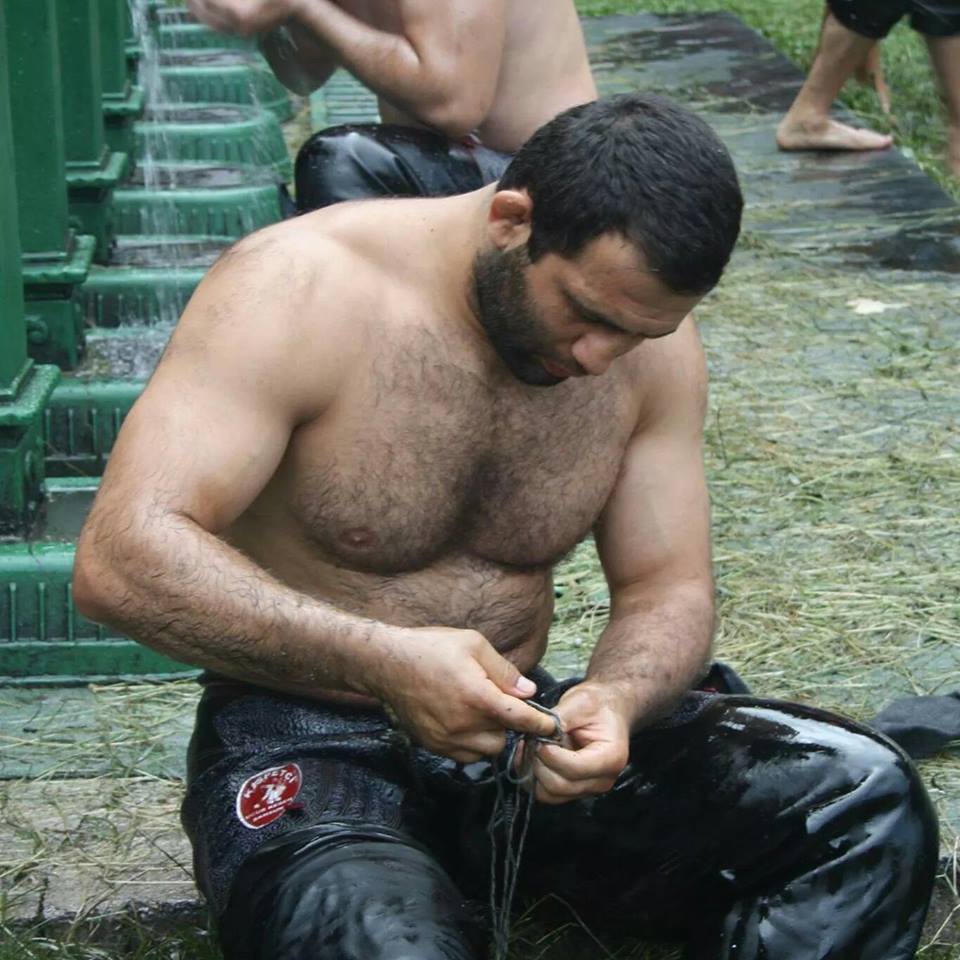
[872,692,960,759]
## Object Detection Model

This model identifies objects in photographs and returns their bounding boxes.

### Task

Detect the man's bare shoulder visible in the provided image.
[203,211,372,312]
[625,315,708,433]
[157,212,388,420]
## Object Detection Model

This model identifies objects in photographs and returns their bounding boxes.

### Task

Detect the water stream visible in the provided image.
[127,0,189,329]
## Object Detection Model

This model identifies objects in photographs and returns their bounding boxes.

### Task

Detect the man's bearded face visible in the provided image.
[472,245,566,387]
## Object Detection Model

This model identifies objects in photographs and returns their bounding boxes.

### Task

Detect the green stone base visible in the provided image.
[81,262,206,327]
[0,640,197,685]
[158,22,256,51]
[160,52,294,120]
[0,541,193,682]
[44,378,143,477]
[0,365,60,537]
[113,163,283,237]
[135,104,291,180]
[22,234,96,369]
[65,151,128,263]
[103,85,146,163]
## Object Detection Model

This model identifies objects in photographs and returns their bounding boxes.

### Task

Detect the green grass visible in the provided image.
[0,924,219,960]
[576,0,959,199]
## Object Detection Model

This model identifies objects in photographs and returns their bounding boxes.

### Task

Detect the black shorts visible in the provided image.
[294,123,513,212]
[828,0,960,38]
[180,671,937,960]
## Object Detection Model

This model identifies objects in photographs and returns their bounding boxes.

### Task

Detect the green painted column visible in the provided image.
[5,0,94,370]
[0,4,26,393]
[0,3,60,536]
[100,0,145,166]
[56,0,127,263]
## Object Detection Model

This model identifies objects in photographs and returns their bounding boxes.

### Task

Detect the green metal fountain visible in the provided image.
[0,0,296,683]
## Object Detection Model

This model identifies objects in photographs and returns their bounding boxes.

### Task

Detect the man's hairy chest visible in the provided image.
[282,354,637,575]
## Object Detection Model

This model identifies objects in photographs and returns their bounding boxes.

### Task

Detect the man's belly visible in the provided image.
[227,524,556,704]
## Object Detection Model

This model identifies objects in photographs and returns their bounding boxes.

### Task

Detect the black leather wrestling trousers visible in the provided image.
[293,122,513,211]
[181,676,939,960]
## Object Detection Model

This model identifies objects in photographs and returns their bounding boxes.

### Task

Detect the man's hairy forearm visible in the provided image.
[587,581,715,730]
[292,1,457,128]
[76,513,389,699]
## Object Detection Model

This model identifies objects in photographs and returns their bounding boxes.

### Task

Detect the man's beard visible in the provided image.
[472,246,566,387]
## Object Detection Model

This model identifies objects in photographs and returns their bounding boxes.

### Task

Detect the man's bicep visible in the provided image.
[100,360,293,534]
[399,0,506,97]
[95,240,335,533]
[595,333,713,593]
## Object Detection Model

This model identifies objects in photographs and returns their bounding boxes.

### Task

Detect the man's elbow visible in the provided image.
[73,532,122,625]
[418,93,491,142]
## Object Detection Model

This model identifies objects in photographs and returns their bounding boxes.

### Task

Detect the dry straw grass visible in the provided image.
[4,241,957,957]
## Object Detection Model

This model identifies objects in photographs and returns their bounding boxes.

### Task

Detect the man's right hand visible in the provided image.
[186,0,304,36]
[367,626,558,763]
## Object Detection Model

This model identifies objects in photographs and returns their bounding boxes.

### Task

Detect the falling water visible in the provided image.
[126,0,190,329]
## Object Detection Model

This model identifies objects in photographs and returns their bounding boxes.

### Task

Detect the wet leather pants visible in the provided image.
[182,677,939,959]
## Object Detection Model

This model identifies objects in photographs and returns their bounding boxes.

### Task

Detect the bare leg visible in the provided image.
[926,33,960,178]
[777,11,894,151]
[853,43,892,114]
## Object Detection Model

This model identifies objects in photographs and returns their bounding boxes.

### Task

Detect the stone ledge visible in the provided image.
[0,777,198,925]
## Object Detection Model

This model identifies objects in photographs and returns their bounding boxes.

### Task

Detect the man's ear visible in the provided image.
[487,189,532,250]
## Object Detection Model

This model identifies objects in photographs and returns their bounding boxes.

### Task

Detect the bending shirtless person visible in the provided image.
[186,0,597,207]
[74,96,937,959]
[777,0,960,177]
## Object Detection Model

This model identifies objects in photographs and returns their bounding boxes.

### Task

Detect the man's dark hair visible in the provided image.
[498,93,743,295]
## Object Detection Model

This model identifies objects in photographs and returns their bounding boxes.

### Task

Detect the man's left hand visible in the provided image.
[527,681,633,805]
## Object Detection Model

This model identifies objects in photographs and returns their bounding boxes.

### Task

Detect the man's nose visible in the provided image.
[571,331,639,376]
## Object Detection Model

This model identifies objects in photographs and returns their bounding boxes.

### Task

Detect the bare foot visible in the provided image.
[776,113,893,152]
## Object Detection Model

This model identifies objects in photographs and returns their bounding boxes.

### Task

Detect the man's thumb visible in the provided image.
[477,645,537,698]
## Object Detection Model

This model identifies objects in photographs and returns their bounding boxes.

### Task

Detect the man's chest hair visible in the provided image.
[288,345,636,573]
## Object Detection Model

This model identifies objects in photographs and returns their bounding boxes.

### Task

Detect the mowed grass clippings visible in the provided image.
[546,245,960,824]
[543,243,960,956]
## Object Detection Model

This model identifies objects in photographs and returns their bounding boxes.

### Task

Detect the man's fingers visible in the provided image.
[532,762,619,804]
[473,642,538,699]
[465,730,508,758]
[444,730,506,764]
[535,741,626,782]
[535,779,617,805]
[531,744,622,800]
[489,693,558,739]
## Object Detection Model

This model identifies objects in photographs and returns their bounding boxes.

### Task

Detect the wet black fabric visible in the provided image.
[873,691,960,758]
[182,672,939,960]
[294,123,513,212]
[697,659,752,695]
[705,663,960,761]
[828,0,960,38]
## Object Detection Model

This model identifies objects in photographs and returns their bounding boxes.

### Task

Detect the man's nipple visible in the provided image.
[339,527,378,550]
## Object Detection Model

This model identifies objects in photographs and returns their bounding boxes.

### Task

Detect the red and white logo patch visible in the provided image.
[236,762,303,830]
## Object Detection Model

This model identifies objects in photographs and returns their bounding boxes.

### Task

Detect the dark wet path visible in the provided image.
[585,14,959,272]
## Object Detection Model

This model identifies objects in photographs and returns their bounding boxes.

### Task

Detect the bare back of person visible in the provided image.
[327,0,597,151]
[221,198,649,697]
